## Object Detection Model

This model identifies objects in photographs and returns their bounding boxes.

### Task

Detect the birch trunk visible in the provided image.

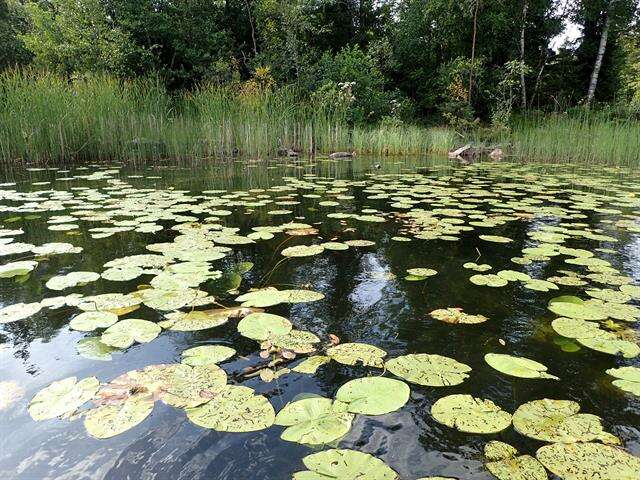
[586,4,614,106]
[520,0,529,108]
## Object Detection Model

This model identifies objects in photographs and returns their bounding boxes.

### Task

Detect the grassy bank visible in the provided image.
[1,71,638,166]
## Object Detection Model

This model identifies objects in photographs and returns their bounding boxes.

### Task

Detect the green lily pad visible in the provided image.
[69,311,119,331]
[335,377,410,415]
[0,302,42,323]
[496,270,531,282]
[101,319,161,348]
[274,396,354,445]
[0,261,38,278]
[430,307,488,324]
[101,266,144,282]
[269,329,320,353]
[547,296,607,320]
[181,345,236,366]
[344,239,375,247]
[512,399,619,444]
[431,394,512,434]
[484,441,548,480]
[463,262,492,272]
[326,342,386,368]
[28,376,99,420]
[186,385,275,432]
[479,235,512,243]
[76,337,119,361]
[236,287,324,307]
[406,268,437,278]
[606,366,640,396]
[293,449,398,480]
[84,394,154,439]
[77,293,141,314]
[161,309,230,331]
[484,353,558,380]
[620,284,640,299]
[281,244,325,257]
[470,274,508,287]
[321,242,349,251]
[293,355,331,374]
[385,353,471,386]
[586,288,632,304]
[237,312,292,341]
[46,271,100,290]
[536,442,640,480]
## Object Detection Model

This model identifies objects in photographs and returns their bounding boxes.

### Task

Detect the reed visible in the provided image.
[1,70,638,167]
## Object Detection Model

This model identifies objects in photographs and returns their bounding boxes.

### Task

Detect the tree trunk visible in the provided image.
[520,0,528,108]
[586,3,614,107]
[244,0,258,56]
[468,0,479,104]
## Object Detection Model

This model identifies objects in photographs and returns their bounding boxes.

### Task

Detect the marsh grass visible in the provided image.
[1,70,638,166]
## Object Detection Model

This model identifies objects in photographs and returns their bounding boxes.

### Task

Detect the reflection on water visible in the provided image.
[0,156,639,479]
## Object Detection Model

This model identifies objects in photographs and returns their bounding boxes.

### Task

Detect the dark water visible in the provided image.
[0,157,639,480]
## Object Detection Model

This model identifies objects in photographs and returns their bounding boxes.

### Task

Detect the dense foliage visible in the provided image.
[1,0,639,125]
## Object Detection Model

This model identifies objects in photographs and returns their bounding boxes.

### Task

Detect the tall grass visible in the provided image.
[1,70,639,166]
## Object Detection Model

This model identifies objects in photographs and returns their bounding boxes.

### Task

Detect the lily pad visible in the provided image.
[274,396,354,445]
[326,342,386,368]
[28,376,99,421]
[76,337,118,361]
[0,261,38,278]
[470,274,508,287]
[606,366,640,396]
[186,385,275,432]
[0,302,42,324]
[512,399,619,444]
[161,309,230,331]
[385,354,471,387]
[536,442,640,480]
[69,311,119,331]
[101,319,161,348]
[484,441,548,480]
[84,394,154,439]
[430,307,488,324]
[335,377,410,415]
[46,271,100,291]
[181,345,236,366]
[431,394,512,434]
[237,312,292,341]
[293,355,331,374]
[281,244,325,257]
[484,353,558,380]
[547,296,607,321]
[293,449,398,480]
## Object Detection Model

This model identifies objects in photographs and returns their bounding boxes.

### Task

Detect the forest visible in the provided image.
[1,0,639,164]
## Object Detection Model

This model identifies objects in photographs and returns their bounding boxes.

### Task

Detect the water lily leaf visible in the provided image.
[479,235,512,243]
[577,331,640,358]
[487,453,547,480]
[84,394,154,439]
[161,309,230,331]
[237,312,292,341]
[536,442,640,480]
[181,345,236,366]
[431,394,512,434]
[484,441,518,461]
[620,284,640,299]
[344,239,375,247]
[484,353,558,380]
[586,288,631,304]
[101,319,161,348]
[274,396,354,445]
[236,287,324,307]
[186,385,275,432]
[430,307,488,324]
[46,271,100,290]
[0,302,42,324]
[76,337,118,361]
[547,296,607,320]
[78,293,141,313]
[69,311,119,331]
[28,376,99,420]
[470,274,508,287]
[293,355,331,374]
[463,262,492,272]
[326,342,386,368]
[138,287,198,311]
[606,366,640,396]
[293,449,398,480]
[269,329,320,353]
[0,261,38,278]
[101,266,144,282]
[321,241,349,251]
[335,377,409,415]
[512,399,619,444]
[497,270,531,282]
[282,244,325,257]
[385,354,471,387]
[406,268,437,278]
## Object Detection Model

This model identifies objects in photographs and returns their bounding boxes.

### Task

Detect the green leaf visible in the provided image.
[28,376,99,421]
[484,353,558,380]
[335,377,410,415]
[385,353,471,387]
[326,342,387,368]
[293,449,398,480]
[431,394,512,434]
[84,394,154,439]
[237,312,292,341]
[101,319,161,348]
[181,345,236,366]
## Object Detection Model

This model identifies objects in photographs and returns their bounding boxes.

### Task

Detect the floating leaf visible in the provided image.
[406,268,437,278]
[0,261,38,278]
[101,319,161,348]
[327,342,386,368]
[237,312,292,341]
[0,302,42,324]
[161,309,230,331]
[84,394,154,439]
[479,235,512,243]
[186,385,275,432]
[236,287,324,307]
[547,296,607,321]
[69,311,118,331]
[463,262,492,272]
[536,442,640,480]
[484,353,558,380]
[46,271,100,290]
[293,449,398,480]
[484,441,548,480]
[606,366,640,396]
[335,377,409,415]
[274,396,354,445]
[512,399,619,444]
[76,337,118,361]
[281,244,325,257]
[28,376,99,421]
[385,354,471,387]
[431,394,512,434]
[293,355,331,374]
[430,307,488,324]
[470,274,508,287]
[181,345,236,366]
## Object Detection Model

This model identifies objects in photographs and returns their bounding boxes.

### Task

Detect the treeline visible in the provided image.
[1,0,639,128]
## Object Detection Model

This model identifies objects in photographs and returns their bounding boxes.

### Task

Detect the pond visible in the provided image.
[0,157,639,480]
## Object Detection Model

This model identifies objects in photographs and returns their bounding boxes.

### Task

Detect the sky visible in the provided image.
[550,21,583,51]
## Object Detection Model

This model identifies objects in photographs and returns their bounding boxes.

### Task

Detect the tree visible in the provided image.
[0,0,31,69]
